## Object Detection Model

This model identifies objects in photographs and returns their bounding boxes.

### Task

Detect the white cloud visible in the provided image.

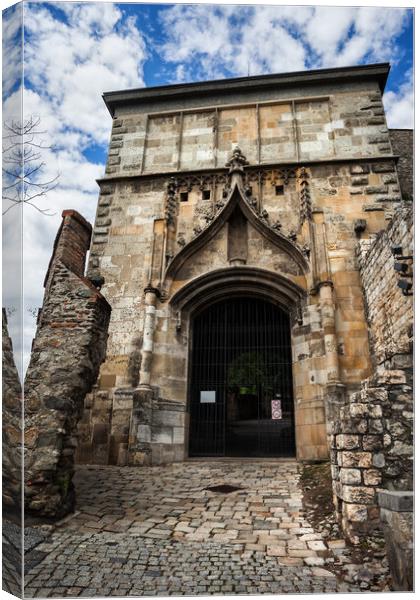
[2,3,22,97]
[24,3,147,145]
[158,5,411,79]
[330,8,409,67]
[2,3,148,373]
[383,74,414,129]
[1,2,412,375]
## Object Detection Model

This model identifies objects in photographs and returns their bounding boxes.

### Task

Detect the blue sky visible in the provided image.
[1,1,414,371]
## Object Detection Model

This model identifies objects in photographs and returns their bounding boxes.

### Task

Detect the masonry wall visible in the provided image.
[389,129,413,201]
[329,204,413,542]
[24,211,111,518]
[357,204,413,488]
[2,310,22,512]
[76,72,406,468]
[106,81,391,178]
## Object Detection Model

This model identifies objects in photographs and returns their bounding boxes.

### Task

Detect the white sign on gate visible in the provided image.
[200,390,216,403]
[271,399,283,420]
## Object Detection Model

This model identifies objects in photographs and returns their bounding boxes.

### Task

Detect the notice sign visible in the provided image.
[200,390,216,403]
[271,399,283,420]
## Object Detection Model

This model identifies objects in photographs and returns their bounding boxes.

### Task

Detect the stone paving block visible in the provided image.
[21,461,391,596]
[304,556,326,566]
[307,540,328,551]
[277,557,304,566]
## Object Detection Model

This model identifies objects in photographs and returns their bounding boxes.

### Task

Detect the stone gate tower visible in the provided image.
[76,63,405,468]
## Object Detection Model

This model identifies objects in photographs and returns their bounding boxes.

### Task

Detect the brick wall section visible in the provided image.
[2,310,23,510]
[329,204,413,542]
[24,211,111,518]
[44,210,92,287]
[389,129,413,201]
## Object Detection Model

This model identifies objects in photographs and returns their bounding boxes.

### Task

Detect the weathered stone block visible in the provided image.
[351,177,368,186]
[369,419,383,434]
[336,434,360,450]
[339,418,368,434]
[151,426,173,444]
[362,435,383,451]
[348,403,370,417]
[343,503,368,522]
[340,468,361,485]
[153,409,185,428]
[379,502,413,591]
[371,162,394,173]
[367,117,385,125]
[342,485,375,504]
[376,370,406,385]
[341,451,372,468]
[363,469,382,486]
[350,164,369,175]
[366,185,388,194]
[372,453,385,467]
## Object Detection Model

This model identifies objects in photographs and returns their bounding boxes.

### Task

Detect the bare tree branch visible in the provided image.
[2,116,59,216]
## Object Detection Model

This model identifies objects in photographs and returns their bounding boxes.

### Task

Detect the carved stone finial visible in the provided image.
[226,147,249,174]
[301,244,310,258]
[299,166,312,227]
[259,209,269,223]
[165,177,178,225]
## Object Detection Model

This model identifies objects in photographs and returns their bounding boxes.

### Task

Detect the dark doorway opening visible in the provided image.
[189,297,295,457]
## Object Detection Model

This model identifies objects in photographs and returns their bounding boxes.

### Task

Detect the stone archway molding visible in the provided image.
[170,265,307,317]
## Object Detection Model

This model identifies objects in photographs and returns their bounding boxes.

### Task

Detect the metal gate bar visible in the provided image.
[189,297,295,457]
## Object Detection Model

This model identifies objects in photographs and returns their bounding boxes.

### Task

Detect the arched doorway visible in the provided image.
[188,296,295,457]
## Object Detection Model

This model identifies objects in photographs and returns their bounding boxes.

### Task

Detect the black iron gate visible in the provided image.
[189,297,295,457]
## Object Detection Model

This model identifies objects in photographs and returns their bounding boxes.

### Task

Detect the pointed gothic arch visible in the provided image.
[164,180,309,286]
[170,265,306,318]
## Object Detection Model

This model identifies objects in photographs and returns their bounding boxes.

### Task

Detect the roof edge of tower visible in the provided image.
[102,63,390,117]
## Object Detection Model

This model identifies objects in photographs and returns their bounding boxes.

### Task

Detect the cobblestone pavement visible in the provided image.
[25,461,371,596]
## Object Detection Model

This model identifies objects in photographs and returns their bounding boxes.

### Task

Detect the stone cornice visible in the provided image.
[96,155,399,186]
[103,63,390,116]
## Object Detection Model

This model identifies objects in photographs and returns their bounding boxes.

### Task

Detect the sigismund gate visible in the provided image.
[69,63,411,479]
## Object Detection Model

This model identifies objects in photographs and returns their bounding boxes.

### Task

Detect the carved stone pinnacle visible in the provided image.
[226,147,249,174]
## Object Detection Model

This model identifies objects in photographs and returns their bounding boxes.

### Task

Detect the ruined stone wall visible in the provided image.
[329,204,413,542]
[357,204,413,488]
[2,309,23,511]
[389,129,413,201]
[24,211,111,518]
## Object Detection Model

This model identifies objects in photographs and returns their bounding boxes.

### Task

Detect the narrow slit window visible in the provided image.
[275,185,284,196]
[180,192,189,202]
